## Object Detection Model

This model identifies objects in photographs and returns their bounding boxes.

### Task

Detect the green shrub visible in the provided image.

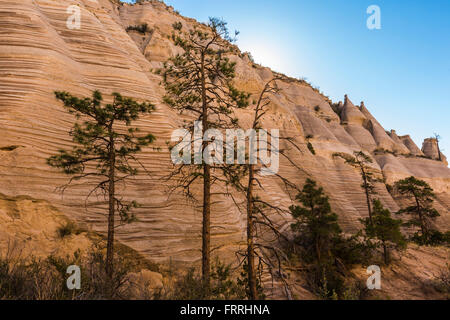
[332,235,375,266]
[237,262,265,300]
[0,256,65,300]
[374,148,397,156]
[126,23,150,34]
[385,184,393,194]
[305,263,368,300]
[161,260,245,300]
[172,22,182,31]
[0,146,20,151]
[0,246,137,300]
[433,264,450,298]
[244,52,255,63]
[307,142,316,155]
[57,221,78,239]
[410,230,450,246]
[289,179,373,300]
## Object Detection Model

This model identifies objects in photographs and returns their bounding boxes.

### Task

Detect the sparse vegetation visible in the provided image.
[172,21,182,31]
[433,264,450,298]
[434,133,443,162]
[0,246,137,300]
[410,230,450,246]
[243,51,255,63]
[373,147,398,156]
[159,260,246,300]
[126,23,150,34]
[307,142,316,155]
[0,146,20,151]
[333,151,381,225]
[56,221,79,239]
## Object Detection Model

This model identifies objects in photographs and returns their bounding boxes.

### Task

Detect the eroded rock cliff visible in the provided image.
[0,0,448,281]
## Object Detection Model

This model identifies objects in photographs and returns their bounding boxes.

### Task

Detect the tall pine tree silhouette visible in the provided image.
[48,90,155,278]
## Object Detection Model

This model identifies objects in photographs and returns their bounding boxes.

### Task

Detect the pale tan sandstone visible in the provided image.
[388,130,411,154]
[360,103,410,154]
[0,1,448,294]
[353,245,449,300]
[422,138,448,166]
[0,193,92,259]
[340,95,367,126]
[400,135,425,156]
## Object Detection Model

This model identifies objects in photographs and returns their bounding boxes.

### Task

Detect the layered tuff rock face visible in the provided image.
[0,193,92,259]
[0,0,449,271]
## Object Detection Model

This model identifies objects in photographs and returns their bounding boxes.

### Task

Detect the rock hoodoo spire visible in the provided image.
[422,138,448,165]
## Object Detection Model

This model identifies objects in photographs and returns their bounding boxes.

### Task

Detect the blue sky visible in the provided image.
[125,0,450,156]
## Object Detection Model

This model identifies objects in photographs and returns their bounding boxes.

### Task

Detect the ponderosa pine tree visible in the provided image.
[236,76,304,300]
[361,200,406,265]
[290,179,345,298]
[395,176,440,242]
[47,90,155,278]
[160,18,249,287]
[244,77,283,300]
[333,151,379,225]
[290,179,342,264]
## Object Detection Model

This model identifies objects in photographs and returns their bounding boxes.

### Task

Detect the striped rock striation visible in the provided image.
[0,0,449,269]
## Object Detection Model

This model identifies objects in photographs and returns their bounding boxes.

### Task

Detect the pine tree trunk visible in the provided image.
[437,140,442,161]
[200,52,211,288]
[415,195,427,238]
[383,241,389,265]
[361,167,373,225]
[315,237,321,264]
[202,164,211,287]
[247,164,257,300]
[106,127,116,279]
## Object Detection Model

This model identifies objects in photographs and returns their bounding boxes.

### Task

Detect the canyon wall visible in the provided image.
[0,0,449,267]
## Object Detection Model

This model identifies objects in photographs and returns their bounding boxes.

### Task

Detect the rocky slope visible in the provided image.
[0,193,92,259]
[0,0,449,298]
